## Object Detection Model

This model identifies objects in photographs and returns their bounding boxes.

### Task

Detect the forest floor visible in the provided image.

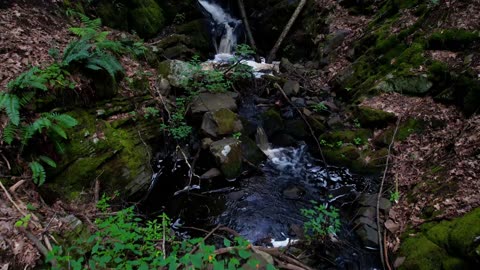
[0,0,479,268]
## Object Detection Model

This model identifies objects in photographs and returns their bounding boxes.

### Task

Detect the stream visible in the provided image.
[142,1,381,269]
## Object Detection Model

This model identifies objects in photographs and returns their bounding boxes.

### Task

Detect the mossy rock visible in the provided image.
[323,145,360,168]
[240,135,266,166]
[201,109,243,137]
[307,115,327,133]
[96,1,129,31]
[358,106,397,128]
[129,0,165,38]
[375,75,433,96]
[398,234,453,270]
[399,208,480,269]
[427,29,480,51]
[320,129,372,145]
[285,119,308,139]
[47,98,162,201]
[210,138,243,179]
[374,118,426,147]
[176,19,211,54]
[261,108,284,137]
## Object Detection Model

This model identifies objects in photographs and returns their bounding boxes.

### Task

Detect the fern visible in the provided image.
[0,94,21,126]
[7,67,47,91]
[96,39,125,54]
[50,113,78,129]
[29,161,46,186]
[62,39,93,66]
[38,155,57,168]
[19,92,35,107]
[2,121,17,144]
[86,50,124,80]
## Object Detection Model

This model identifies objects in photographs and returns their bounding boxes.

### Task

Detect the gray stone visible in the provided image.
[358,207,376,219]
[291,97,306,107]
[200,168,222,180]
[210,138,242,179]
[201,109,243,137]
[157,60,191,88]
[283,80,300,96]
[374,75,433,95]
[384,219,400,233]
[355,224,379,249]
[327,115,343,129]
[283,186,305,200]
[191,93,237,114]
[227,190,245,201]
[358,193,392,212]
[158,77,171,96]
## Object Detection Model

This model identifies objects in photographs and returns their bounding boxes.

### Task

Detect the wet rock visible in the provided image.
[283,80,300,96]
[191,92,238,114]
[240,135,266,166]
[227,190,245,201]
[210,138,242,179]
[354,217,378,230]
[200,168,221,180]
[201,137,214,149]
[291,97,306,107]
[285,120,308,139]
[323,101,339,112]
[358,207,376,219]
[201,109,243,137]
[261,108,284,136]
[357,106,396,128]
[289,224,305,238]
[272,133,297,147]
[283,186,305,200]
[355,224,379,249]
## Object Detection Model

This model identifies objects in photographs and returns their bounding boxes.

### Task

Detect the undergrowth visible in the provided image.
[47,195,276,270]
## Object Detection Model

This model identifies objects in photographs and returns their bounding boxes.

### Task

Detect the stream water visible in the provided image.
[142,1,381,268]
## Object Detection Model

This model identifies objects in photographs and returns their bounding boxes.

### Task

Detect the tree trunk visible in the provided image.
[237,0,261,62]
[266,0,307,63]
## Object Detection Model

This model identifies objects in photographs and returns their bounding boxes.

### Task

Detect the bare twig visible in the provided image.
[377,119,400,270]
[0,152,11,170]
[9,179,26,193]
[18,227,57,268]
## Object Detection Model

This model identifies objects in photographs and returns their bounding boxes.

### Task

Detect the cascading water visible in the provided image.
[198,0,240,54]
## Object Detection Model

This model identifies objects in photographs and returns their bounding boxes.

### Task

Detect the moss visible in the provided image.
[176,20,211,53]
[96,2,128,30]
[323,145,360,168]
[212,109,239,135]
[307,115,327,132]
[399,208,480,269]
[129,0,165,38]
[399,235,448,270]
[261,108,284,136]
[285,120,308,139]
[357,106,397,128]
[320,129,372,144]
[240,135,266,166]
[427,29,480,51]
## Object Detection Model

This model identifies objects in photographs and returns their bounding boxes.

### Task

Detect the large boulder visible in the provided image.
[129,0,165,38]
[46,97,162,201]
[375,75,433,96]
[191,92,238,114]
[357,106,397,128]
[210,138,243,179]
[201,108,243,137]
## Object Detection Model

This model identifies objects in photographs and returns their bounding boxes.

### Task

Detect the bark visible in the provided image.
[266,0,307,63]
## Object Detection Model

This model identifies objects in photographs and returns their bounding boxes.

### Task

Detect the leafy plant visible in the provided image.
[233,132,242,140]
[301,201,340,241]
[390,191,400,203]
[47,195,276,269]
[353,118,361,128]
[335,140,343,148]
[143,107,159,119]
[353,137,363,145]
[311,102,327,113]
[14,214,32,228]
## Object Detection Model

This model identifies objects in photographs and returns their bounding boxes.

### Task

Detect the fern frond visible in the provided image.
[7,67,47,91]
[29,161,46,186]
[54,140,66,154]
[0,92,8,109]
[20,124,36,145]
[19,92,35,107]
[62,39,93,66]
[31,116,52,133]
[4,94,20,126]
[96,40,124,54]
[86,51,124,80]
[2,121,17,144]
[52,113,78,129]
[69,27,97,38]
[78,13,101,30]
[50,124,67,139]
[39,155,57,168]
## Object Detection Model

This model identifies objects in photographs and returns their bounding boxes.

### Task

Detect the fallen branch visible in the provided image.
[267,0,307,63]
[377,119,400,270]
[237,0,261,62]
[18,227,57,268]
[9,179,26,193]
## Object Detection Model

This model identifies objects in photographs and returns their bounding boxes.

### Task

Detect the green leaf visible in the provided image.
[223,239,231,247]
[238,249,251,259]
[29,161,46,186]
[5,94,20,125]
[39,155,57,168]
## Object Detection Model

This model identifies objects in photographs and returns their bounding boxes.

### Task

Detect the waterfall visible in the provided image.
[198,0,240,54]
